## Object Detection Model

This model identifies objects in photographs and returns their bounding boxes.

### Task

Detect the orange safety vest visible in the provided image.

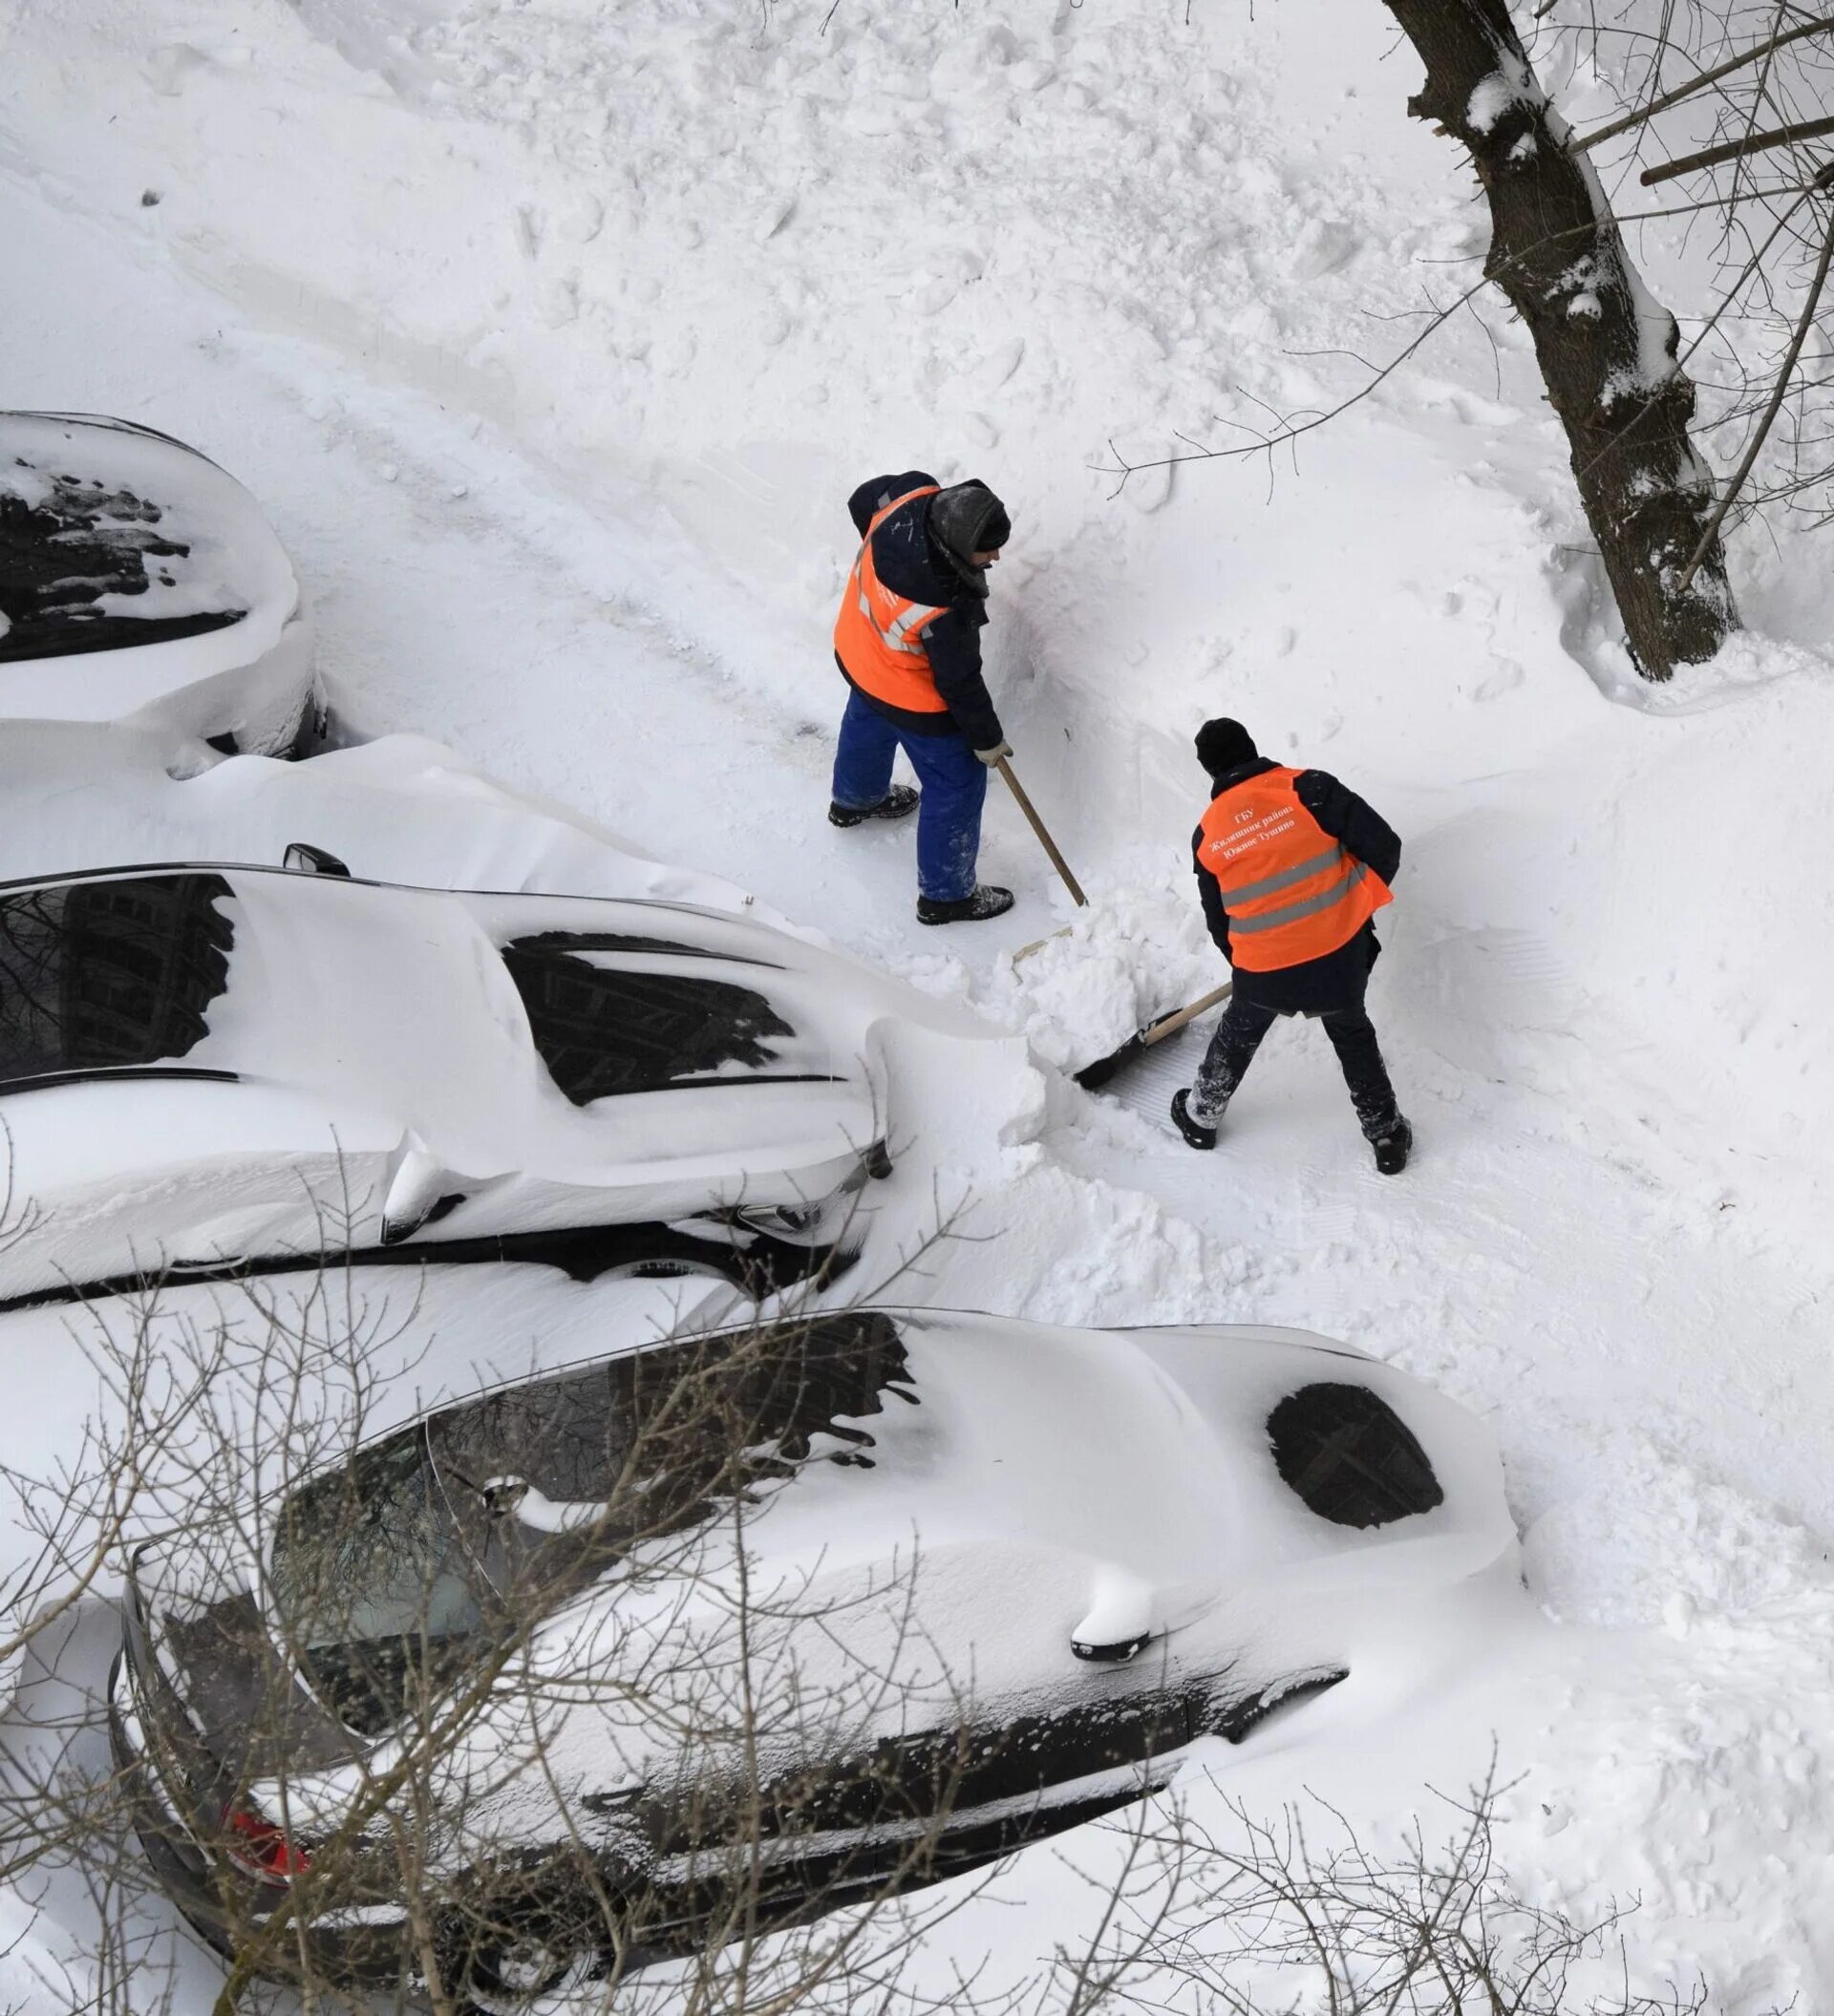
[832,484,951,714]
[1196,767,1391,972]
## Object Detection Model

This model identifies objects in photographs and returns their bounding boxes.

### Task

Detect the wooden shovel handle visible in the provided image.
[995,755,1087,909]
[1142,982,1233,1047]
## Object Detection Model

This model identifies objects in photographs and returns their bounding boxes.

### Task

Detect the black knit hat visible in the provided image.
[1195,717,1258,778]
[928,479,1012,569]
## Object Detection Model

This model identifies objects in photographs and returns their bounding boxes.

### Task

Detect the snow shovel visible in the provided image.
[1074,981,1233,1091]
[993,754,1086,957]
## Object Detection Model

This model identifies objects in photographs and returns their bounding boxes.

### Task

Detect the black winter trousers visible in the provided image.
[1189,995,1402,1142]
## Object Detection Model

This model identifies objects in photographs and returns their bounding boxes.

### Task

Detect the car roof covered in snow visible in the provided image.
[0,860,924,1188]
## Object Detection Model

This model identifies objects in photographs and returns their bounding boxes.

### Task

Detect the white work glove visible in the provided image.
[974,740,1014,767]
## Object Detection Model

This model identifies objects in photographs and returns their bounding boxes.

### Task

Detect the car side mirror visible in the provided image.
[282,842,351,878]
[479,1477,530,1519]
[1071,1631,1150,1664]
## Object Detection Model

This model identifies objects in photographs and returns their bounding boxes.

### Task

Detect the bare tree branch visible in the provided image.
[1676,202,1834,589]
[1569,11,1834,154]
[1641,112,1834,184]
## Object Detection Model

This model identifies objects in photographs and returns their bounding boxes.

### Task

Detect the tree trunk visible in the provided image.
[1378,0,1738,678]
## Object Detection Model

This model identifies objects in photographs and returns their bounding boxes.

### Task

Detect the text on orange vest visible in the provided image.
[1197,766,1392,972]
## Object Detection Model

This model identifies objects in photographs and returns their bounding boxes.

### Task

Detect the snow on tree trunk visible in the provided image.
[1379,0,1738,679]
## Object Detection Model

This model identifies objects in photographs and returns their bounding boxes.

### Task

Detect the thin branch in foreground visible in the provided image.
[1641,114,1834,186]
[1097,261,1507,492]
[1675,202,1834,593]
[1569,12,1834,155]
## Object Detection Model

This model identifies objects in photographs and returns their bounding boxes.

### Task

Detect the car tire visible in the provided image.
[457,1935,600,2016]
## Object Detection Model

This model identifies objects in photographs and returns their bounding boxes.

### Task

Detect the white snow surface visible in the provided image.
[1,0,1833,2007]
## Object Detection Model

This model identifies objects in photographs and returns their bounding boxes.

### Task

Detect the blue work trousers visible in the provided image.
[832,688,986,902]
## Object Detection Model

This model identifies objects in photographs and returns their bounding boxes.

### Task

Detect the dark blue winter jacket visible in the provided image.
[836,471,1004,751]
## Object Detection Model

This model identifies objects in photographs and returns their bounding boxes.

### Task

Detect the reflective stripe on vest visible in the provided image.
[1197,767,1391,972]
[832,484,951,714]
[1227,860,1370,933]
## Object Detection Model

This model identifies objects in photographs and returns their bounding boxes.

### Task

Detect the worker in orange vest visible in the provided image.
[829,471,1016,924]
[1173,718,1413,1173]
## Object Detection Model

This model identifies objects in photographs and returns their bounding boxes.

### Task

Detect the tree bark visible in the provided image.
[1378,0,1738,678]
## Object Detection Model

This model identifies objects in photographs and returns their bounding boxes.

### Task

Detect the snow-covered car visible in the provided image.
[109,1299,1514,2006]
[0,862,930,1306]
[0,412,314,753]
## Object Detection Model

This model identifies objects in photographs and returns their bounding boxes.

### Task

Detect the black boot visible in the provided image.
[829,785,920,828]
[1170,1089,1218,1151]
[916,885,1015,925]
[1371,1117,1412,1175]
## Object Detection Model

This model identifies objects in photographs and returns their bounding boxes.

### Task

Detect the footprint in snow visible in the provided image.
[1471,659,1525,702]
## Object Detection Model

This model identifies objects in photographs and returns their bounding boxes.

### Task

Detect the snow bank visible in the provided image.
[0,721,765,911]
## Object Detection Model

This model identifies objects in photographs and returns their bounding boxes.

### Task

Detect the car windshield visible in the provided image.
[500,932,804,1104]
[0,874,235,1089]
[267,1315,915,1737]
[267,1429,518,1739]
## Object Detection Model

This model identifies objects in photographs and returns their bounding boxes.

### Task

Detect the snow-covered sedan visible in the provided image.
[108,1296,1515,2007]
[0,412,314,753]
[0,863,939,1305]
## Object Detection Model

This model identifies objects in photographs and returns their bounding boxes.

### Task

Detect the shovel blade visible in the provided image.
[1071,982,1231,1092]
[1073,1032,1145,1091]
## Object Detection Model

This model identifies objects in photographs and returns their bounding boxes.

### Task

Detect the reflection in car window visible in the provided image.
[0,874,235,1088]
[267,1316,915,1735]
[0,460,246,663]
[442,1311,915,1509]
[1265,1382,1445,1529]
[501,932,797,1104]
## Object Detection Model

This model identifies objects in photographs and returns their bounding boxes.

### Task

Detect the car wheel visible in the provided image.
[458,1936,599,2016]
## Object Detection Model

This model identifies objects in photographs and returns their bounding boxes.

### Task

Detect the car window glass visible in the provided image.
[0,460,245,663]
[268,1317,915,1738]
[0,874,234,1086]
[1265,1382,1444,1529]
[437,1310,915,1520]
[500,932,797,1104]
[267,1428,518,1739]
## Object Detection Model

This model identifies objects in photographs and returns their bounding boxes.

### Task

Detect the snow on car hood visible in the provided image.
[717,1311,1514,1699]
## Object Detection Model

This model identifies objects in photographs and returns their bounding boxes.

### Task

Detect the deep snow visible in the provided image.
[2,0,1833,2007]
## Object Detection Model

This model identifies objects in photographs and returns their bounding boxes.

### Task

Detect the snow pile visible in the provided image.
[983,875,1221,1074]
[0,722,770,908]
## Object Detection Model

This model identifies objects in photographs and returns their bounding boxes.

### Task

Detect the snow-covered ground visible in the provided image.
[2,0,1832,2006]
